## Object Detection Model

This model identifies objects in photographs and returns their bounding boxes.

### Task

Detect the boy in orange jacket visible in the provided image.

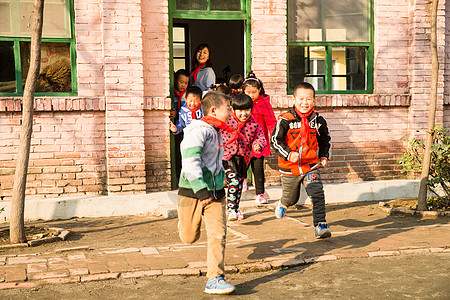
[270,82,332,238]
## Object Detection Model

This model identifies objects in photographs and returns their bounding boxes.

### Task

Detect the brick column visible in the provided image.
[408,0,446,137]
[101,0,146,194]
[251,0,288,97]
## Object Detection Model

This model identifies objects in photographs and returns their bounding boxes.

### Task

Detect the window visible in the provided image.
[288,0,372,93]
[173,24,189,72]
[176,0,242,11]
[0,0,76,96]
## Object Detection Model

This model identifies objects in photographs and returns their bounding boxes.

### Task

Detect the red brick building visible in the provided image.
[0,0,448,200]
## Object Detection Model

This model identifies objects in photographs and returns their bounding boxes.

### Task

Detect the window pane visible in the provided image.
[332,47,366,91]
[0,42,16,93]
[325,0,369,42]
[288,0,369,42]
[18,0,71,38]
[21,42,72,92]
[0,2,11,35]
[176,0,207,10]
[173,27,185,43]
[210,0,241,11]
[174,59,186,72]
[173,43,185,58]
[289,46,326,91]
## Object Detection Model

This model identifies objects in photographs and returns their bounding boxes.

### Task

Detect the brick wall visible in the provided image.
[251,0,287,97]
[144,108,171,192]
[142,0,170,97]
[0,106,106,199]
[1,0,449,201]
[374,0,410,94]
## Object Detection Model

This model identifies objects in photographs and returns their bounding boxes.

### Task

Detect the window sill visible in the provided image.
[0,97,105,112]
[271,94,411,109]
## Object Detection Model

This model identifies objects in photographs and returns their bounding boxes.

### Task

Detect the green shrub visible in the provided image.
[398,126,450,209]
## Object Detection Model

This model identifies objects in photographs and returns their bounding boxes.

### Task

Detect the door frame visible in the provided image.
[168,0,252,189]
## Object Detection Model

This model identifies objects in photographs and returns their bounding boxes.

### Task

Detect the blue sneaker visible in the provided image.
[204,275,235,294]
[315,222,331,239]
[275,201,286,219]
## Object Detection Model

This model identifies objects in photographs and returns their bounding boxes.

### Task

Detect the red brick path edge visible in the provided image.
[0,247,448,290]
[0,228,71,250]
[378,202,450,217]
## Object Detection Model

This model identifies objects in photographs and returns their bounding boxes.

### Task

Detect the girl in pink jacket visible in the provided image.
[243,72,277,204]
[222,94,267,221]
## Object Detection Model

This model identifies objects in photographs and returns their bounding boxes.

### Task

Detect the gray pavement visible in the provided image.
[0,197,449,290]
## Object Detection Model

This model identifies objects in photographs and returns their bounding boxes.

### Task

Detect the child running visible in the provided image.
[177,91,235,294]
[222,94,267,221]
[243,72,277,204]
[270,82,332,239]
[169,86,203,135]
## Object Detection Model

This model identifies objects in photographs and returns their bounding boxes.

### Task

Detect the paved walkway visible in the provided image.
[0,200,449,290]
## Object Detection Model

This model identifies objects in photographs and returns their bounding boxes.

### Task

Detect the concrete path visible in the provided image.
[0,199,448,290]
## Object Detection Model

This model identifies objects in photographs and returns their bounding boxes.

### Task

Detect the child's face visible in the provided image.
[244,85,260,101]
[196,47,210,65]
[212,99,230,123]
[186,94,201,110]
[175,75,189,93]
[294,88,315,114]
[233,108,252,123]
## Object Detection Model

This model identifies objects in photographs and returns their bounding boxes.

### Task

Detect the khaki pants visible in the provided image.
[177,195,227,279]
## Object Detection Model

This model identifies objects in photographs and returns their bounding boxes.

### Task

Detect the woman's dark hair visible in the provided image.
[242,71,265,95]
[192,43,213,70]
[228,74,244,90]
[174,69,189,81]
[231,93,253,111]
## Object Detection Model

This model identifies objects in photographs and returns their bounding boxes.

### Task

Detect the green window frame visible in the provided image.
[287,0,373,94]
[0,0,77,97]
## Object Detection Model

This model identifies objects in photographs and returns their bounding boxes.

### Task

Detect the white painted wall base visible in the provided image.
[0,180,420,223]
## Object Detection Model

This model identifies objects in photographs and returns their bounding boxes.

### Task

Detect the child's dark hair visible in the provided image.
[192,43,213,70]
[174,69,189,81]
[293,82,316,98]
[202,91,227,116]
[228,74,244,90]
[242,71,265,95]
[185,86,202,99]
[231,93,253,111]
[216,84,232,96]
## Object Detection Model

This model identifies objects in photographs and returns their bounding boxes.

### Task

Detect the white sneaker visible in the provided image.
[236,209,244,220]
[242,179,248,192]
[255,194,268,204]
[228,210,238,221]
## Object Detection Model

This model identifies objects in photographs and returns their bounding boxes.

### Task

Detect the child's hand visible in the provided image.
[169,121,178,133]
[320,157,328,168]
[289,152,299,163]
[253,144,262,152]
[169,109,177,119]
[201,197,213,207]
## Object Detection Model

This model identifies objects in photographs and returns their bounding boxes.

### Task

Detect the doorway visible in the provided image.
[173,20,245,83]
[170,19,248,189]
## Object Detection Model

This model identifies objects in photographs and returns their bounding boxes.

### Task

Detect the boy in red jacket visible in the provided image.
[270,82,332,239]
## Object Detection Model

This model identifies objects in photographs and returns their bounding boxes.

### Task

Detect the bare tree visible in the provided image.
[417,0,439,211]
[10,0,45,244]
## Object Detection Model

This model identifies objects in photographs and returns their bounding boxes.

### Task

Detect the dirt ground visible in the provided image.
[0,253,448,299]
[1,201,447,256]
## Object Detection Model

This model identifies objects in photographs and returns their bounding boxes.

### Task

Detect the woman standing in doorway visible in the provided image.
[190,43,216,94]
